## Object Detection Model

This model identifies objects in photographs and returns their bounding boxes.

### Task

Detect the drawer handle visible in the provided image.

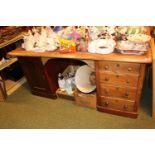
[104,65,109,70]
[116,74,120,78]
[104,101,109,106]
[104,77,109,81]
[128,67,132,72]
[126,80,130,84]
[116,64,120,67]
[123,105,128,111]
[116,87,119,90]
[124,92,129,98]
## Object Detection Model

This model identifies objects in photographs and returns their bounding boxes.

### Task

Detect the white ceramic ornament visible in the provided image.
[35,27,47,48]
[88,39,116,54]
[23,31,35,51]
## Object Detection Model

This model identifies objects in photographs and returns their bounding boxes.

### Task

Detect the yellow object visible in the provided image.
[59,38,76,47]
[78,26,87,37]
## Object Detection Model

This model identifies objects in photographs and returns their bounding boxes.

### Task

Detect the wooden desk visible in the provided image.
[8,46,152,118]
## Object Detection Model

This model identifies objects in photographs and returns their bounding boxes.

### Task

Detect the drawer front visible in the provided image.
[98,96,136,112]
[100,84,137,100]
[98,61,140,74]
[99,71,139,87]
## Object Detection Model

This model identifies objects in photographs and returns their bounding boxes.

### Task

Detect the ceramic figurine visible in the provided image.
[77,26,89,39]
[77,26,86,38]
[33,28,40,44]
[57,26,72,40]
[77,38,87,52]
[70,26,81,41]
[22,26,60,52]
[23,30,35,51]
[46,26,54,38]
[89,26,100,40]
[46,38,57,51]
[106,26,116,35]
[58,73,65,91]
[35,27,47,49]
[65,77,74,95]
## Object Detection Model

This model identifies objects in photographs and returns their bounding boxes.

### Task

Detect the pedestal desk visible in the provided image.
[8,44,152,118]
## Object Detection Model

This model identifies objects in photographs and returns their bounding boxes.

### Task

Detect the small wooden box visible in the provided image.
[56,88,75,101]
[74,89,96,109]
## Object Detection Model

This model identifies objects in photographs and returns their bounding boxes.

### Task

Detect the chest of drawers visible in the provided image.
[95,61,146,118]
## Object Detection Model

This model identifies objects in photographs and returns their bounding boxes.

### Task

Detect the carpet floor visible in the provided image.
[0,81,154,129]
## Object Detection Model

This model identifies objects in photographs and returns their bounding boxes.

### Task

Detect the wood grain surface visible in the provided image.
[8,47,152,63]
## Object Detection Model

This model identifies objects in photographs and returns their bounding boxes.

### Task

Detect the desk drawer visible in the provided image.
[98,61,140,74]
[100,84,137,100]
[99,96,136,112]
[99,71,139,87]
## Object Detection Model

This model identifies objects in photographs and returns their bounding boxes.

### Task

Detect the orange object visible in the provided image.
[60,46,76,53]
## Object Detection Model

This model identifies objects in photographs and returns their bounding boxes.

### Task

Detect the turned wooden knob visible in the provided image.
[104,101,109,106]
[104,65,109,70]
[128,67,132,71]
[116,74,120,78]
[126,80,130,84]
[104,77,109,81]
[116,64,120,67]
[124,92,129,97]
[115,87,119,90]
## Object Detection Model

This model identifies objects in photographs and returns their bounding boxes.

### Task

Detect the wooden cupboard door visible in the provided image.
[18,57,56,99]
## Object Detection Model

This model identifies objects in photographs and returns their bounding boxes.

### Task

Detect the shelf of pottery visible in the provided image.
[0,26,30,101]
